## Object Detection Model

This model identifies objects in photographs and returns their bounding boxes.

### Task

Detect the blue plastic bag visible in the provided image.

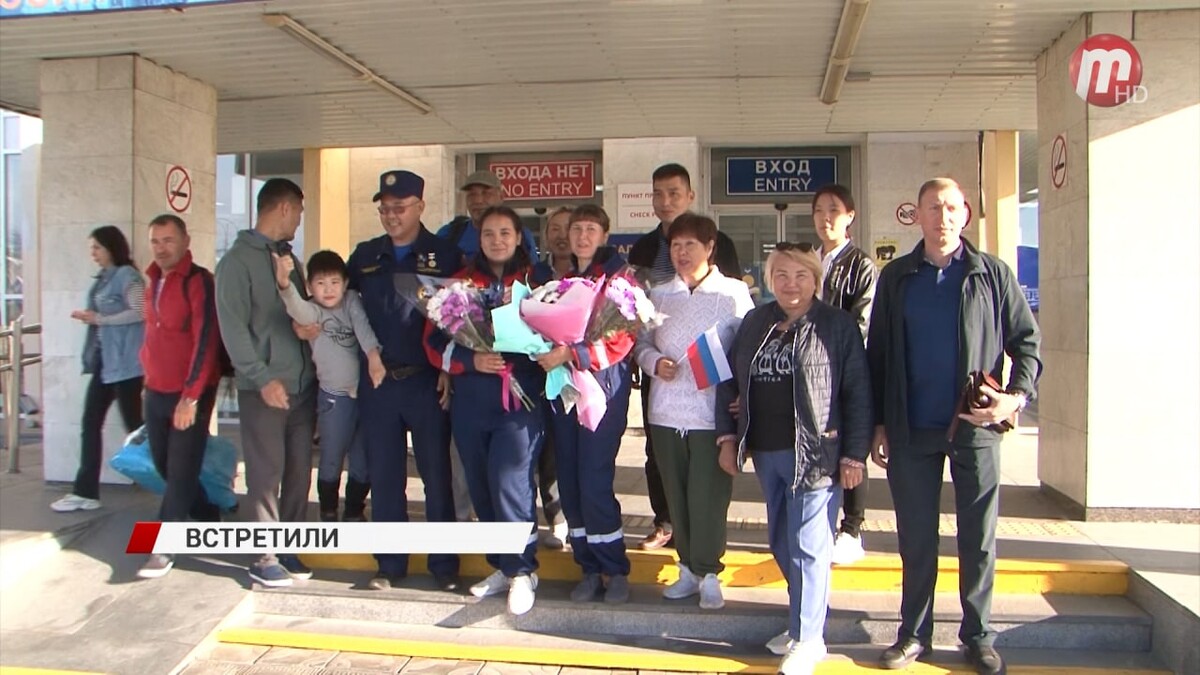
[110,426,239,512]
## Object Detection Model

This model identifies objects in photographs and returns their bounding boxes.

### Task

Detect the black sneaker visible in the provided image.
[248,561,293,588]
[278,554,313,580]
[434,573,462,592]
[965,644,1006,675]
[136,554,175,579]
[367,573,404,590]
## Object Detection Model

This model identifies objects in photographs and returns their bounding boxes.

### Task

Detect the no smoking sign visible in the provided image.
[166,165,192,214]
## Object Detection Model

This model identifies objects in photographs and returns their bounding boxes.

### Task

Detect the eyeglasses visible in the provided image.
[775,241,815,252]
[378,202,421,216]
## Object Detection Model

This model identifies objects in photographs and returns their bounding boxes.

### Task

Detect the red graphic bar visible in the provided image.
[126,521,163,554]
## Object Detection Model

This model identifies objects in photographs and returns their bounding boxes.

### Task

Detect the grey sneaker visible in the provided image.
[277,554,313,580]
[570,573,604,602]
[604,574,630,604]
[136,554,175,579]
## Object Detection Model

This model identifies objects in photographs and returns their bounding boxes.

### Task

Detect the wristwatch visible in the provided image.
[181,397,198,408]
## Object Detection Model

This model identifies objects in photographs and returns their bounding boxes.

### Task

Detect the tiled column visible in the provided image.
[1036,10,1200,519]
[301,147,351,259]
[39,55,216,484]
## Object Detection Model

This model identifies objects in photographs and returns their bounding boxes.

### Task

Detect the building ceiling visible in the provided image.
[0,0,1191,153]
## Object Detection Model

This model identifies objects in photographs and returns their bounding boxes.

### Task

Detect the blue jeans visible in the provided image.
[753,450,840,644]
[316,390,368,484]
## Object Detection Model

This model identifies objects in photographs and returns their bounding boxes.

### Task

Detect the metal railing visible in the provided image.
[0,318,42,473]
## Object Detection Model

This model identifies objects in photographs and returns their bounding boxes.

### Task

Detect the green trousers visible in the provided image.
[648,426,733,576]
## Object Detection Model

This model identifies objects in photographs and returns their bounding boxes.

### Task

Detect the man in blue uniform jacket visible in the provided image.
[348,170,464,591]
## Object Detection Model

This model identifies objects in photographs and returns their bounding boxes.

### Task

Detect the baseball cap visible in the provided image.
[459,170,502,191]
[373,170,424,202]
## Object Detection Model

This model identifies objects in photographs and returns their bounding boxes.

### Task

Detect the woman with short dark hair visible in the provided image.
[54,226,146,513]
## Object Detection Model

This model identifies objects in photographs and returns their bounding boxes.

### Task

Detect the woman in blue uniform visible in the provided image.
[424,205,546,616]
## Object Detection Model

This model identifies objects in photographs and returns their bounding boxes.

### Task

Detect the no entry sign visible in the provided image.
[166,165,193,214]
[489,160,595,201]
[896,202,917,226]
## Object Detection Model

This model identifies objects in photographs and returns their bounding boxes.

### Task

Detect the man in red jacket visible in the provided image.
[136,214,225,580]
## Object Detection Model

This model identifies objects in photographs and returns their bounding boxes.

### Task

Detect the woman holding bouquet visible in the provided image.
[423,205,546,616]
[633,213,754,611]
[534,204,637,604]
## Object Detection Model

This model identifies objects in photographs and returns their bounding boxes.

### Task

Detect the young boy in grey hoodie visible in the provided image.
[274,250,385,523]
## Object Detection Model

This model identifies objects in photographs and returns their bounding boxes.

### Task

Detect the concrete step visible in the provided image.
[216,615,1169,674]
[245,570,1152,653]
[299,549,1130,596]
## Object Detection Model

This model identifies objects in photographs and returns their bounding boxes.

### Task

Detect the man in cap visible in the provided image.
[437,170,538,261]
[347,170,465,591]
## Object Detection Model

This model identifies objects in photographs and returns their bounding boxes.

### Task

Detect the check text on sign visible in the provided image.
[490,160,595,201]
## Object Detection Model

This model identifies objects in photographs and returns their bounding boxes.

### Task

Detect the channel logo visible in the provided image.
[1069,34,1146,107]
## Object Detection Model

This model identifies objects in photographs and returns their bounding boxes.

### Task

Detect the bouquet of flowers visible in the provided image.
[395,274,535,411]
[586,273,661,342]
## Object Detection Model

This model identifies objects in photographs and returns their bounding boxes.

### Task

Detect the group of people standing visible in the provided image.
[54,160,1039,675]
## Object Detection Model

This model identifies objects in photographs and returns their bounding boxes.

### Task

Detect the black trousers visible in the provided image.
[839,465,868,536]
[536,407,564,526]
[639,374,671,528]
[888,429,1000,648]
[75,374,144,499]
[145,387,220,523]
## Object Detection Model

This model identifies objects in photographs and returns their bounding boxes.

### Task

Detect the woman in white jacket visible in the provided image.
[633,212,754,610]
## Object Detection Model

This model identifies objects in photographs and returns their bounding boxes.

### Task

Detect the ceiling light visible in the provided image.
[262,13,432,115]
[819,0,872,105]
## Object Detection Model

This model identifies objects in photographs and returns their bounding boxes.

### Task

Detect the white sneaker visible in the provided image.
[778,639,828,675]
[470,570,509,598]
[507,573,538,615]
[698,573,724,610]
[662,563,700,599]
[50,494,101,512]
[831,531,865,565]
[766,630,795,656]
[552,521,569,547]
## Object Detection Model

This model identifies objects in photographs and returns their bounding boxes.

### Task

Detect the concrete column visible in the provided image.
[860,133,981,264]
[1036,9,1200,519]
[344,145,455,248]
[39,55,216,485]
[980,130,1020,271]
[601,137,703,225]
[301,147,351,259]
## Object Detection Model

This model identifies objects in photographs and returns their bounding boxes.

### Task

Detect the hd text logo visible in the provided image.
[1069,34,1147,107]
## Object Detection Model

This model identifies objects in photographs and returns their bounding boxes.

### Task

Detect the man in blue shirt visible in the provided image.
[867,178,1041,675]
[348,170,464,592]
[436,170,537,262]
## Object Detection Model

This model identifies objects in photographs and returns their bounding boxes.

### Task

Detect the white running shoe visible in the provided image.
[831,531,866,565]
[766,630,795,656]
[50,494,101,512]
[778,639,828,675]
[507,573,538,615]
[470,570,510,598]
[698,573,724,610]
[662,563,700,600]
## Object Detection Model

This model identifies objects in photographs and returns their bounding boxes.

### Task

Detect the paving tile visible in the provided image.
[399,658,485,675]
[178,662,248,675]
[324,652,411,672]
[559,669,634,675]
[477,663,560,675]
[242,665,324,675]
[196,643,272,664]
[256,646,337,668]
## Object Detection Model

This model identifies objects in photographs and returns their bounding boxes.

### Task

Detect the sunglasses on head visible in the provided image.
[775,241,815,252]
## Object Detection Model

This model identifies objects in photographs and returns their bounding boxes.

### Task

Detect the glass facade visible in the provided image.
[0,109,41,325]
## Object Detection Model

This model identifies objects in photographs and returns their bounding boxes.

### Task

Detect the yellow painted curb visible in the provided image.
[300,550,1129,595]
[216,628,1169,674]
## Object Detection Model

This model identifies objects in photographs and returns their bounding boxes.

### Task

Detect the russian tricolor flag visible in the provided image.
[686,326,733,390]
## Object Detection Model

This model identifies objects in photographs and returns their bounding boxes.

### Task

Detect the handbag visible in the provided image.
[946,371,1016,441]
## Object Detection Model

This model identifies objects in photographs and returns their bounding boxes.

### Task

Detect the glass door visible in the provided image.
[718,206,819,304]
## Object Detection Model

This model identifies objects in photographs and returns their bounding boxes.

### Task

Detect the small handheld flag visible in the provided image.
[686,326,733,390]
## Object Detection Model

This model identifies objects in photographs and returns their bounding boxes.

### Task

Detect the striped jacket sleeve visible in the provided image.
[182,271,221,400]
[422,320,477,375]
[569,332,635,372]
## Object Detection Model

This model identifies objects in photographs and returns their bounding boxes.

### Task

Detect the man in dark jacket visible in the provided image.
[867,178,1041,675]
[626,162,741,550]
[811,184,877,566]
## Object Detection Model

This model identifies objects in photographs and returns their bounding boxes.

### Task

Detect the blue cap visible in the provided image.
[373,170,424,202]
